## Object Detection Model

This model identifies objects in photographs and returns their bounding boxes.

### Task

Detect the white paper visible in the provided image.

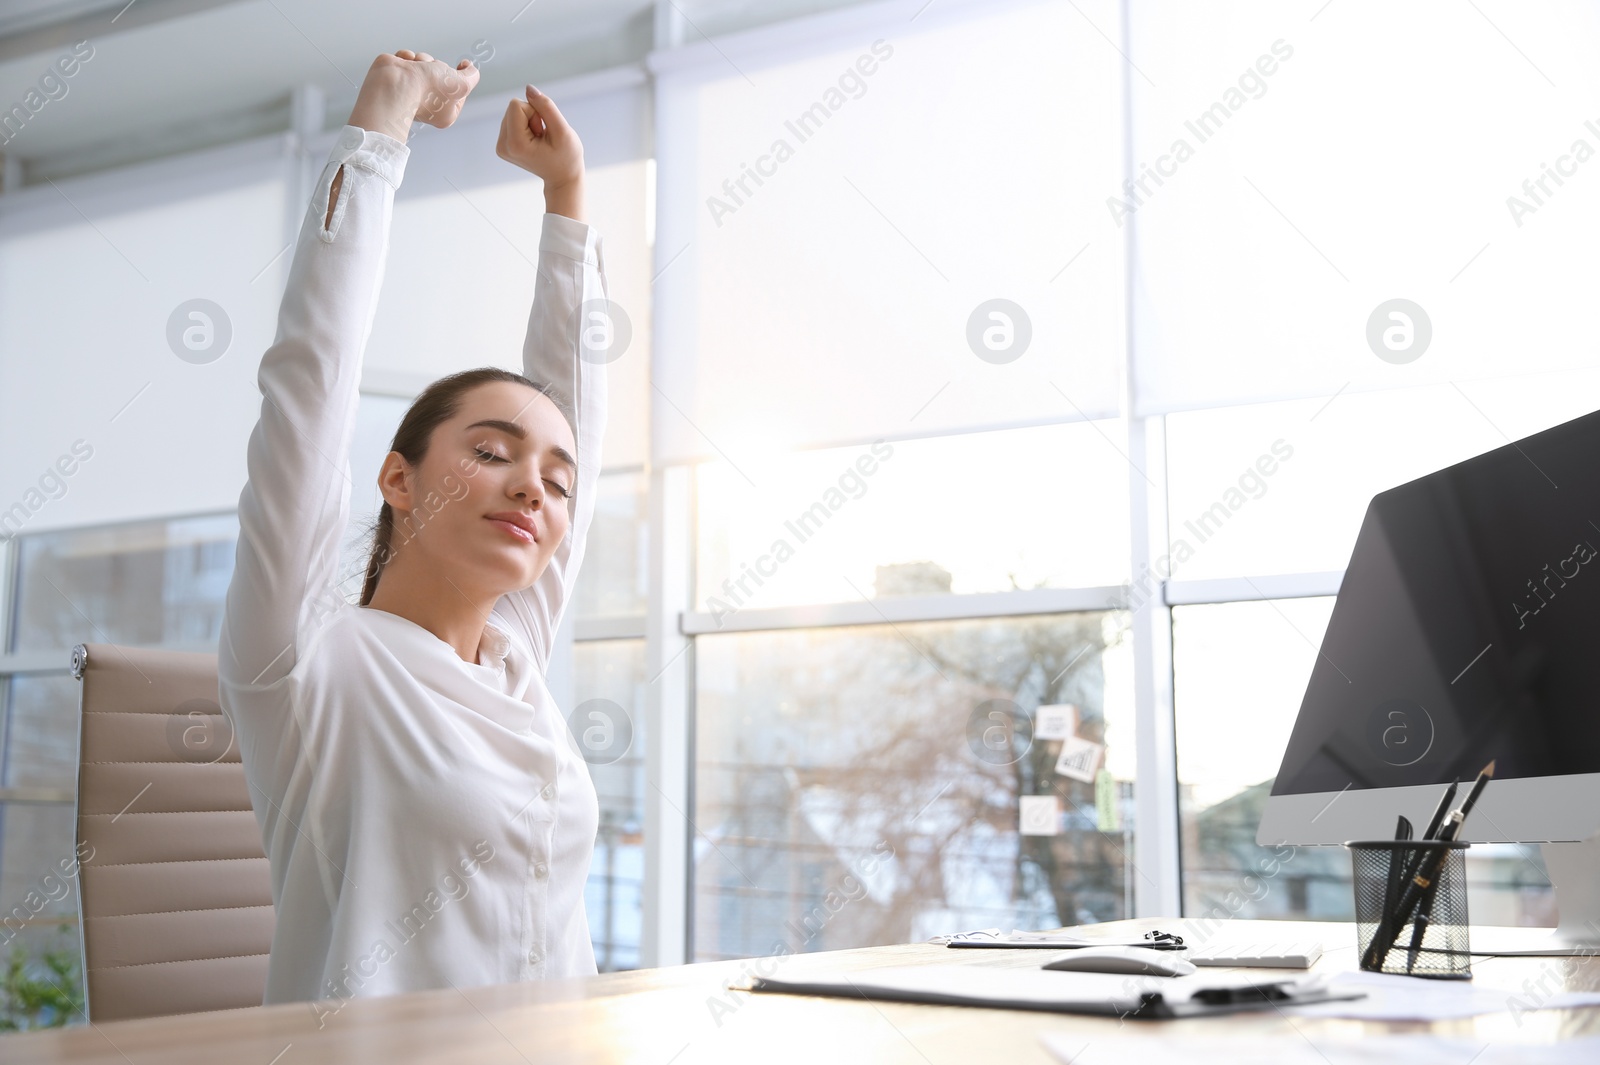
[1285,970,1600,1021]
[1043,1033,1600,1065]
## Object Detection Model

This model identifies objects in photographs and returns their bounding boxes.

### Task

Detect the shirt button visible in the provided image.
[528,949,541,964]
[534,861,549,879]
[340,126,363,150]
[540,783,556,800]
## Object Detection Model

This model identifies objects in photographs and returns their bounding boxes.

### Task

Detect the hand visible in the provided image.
[496,86,585,218]
[349,50,481,143]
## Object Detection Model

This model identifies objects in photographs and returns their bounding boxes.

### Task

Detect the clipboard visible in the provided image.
[747,965,1364,1019]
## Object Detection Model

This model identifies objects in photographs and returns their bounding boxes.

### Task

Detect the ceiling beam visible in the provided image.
[0,0,250,64]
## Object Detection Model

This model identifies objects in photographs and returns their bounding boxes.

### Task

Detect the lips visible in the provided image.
[486,512,537,544]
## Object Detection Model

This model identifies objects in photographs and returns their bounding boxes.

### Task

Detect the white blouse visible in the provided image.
[218,124,608,1009]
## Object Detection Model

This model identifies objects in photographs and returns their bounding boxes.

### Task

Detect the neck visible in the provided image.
[365,557,500,665]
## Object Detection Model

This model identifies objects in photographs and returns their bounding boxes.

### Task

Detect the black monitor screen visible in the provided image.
[1271,408,1600,796]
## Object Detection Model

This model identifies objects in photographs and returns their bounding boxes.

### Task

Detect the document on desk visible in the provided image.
[1041,1033,1600,1065]
[1282,970,1600,1021]
[748,965,1359,1018]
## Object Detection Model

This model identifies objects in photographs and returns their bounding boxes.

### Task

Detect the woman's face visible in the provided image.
[377,380,577,597]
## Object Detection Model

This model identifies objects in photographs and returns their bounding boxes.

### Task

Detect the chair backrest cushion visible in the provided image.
[72,642,274,1021]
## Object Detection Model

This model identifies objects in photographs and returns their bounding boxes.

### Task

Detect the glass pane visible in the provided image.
[10,513,238,653]
[696,422,1130,614]
[2,675,79,794]
[693,612,1136,961]
[1173,599,1555,926]
[0,800,84,1029]
[573,472,649,620]
[1162,376,1600,580]
[573,638,646,972]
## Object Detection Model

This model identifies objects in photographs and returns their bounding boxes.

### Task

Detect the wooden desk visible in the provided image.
[5,919,1599,1063]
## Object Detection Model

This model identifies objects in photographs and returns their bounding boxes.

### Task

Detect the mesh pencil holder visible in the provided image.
[1346,839,1472,980]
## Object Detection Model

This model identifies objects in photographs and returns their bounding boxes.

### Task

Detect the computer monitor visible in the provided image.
[1257,408,1600,954]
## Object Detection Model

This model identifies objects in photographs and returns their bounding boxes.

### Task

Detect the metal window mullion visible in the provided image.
[0,533,14,655]
[641,463,691,967]
[1120,0,1181,921]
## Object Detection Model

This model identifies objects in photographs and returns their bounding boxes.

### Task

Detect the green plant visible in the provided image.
[0,922,84,1031]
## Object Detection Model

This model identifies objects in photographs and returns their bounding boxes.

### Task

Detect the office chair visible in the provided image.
[71,642,274,1021]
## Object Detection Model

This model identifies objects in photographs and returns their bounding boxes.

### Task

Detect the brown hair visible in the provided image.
[359,367,573,607]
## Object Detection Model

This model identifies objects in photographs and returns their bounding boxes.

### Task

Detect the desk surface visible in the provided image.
[6,919,1599,1063]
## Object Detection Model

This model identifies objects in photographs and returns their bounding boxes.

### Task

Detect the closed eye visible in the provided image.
[478,448,572,498]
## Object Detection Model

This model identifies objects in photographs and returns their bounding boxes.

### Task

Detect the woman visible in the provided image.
[218,49,608,1009]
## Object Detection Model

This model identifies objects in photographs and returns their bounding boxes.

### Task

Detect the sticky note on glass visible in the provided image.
[1034,704,1078,741]
[1053,734,1105,783]
[1019,794,1060,836]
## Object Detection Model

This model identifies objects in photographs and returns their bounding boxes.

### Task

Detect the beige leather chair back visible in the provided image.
[71,642,274,1021]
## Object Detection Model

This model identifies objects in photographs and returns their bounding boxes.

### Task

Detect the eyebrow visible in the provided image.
[465,419,577,476]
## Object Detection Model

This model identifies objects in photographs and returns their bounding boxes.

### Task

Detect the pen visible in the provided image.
[1360,816,1413,971]
[1419,780,1458,844]
[1400,781,1456,972]
[1376,761,1494,971]
[1452,760,1494,829]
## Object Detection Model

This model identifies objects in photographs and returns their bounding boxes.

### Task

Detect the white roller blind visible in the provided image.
[651,0,1125,465]
[366,158,652,470]
[0,140,288,533]
[1130,0,1600,416]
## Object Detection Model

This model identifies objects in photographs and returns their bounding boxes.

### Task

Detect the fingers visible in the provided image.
[524,85,570,135]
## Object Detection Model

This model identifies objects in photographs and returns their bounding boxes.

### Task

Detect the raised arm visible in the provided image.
[220,52,479,692]
[488,88,609,673]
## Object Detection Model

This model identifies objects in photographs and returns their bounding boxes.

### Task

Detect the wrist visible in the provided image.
[542,176,585,221]
[348,61,422,144]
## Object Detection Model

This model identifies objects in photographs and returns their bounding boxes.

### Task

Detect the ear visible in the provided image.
[376,451,415,511]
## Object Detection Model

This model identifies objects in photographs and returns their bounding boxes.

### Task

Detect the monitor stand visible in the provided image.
[1470,835,1600,956]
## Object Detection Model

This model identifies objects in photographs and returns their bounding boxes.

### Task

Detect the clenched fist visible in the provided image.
[497,86,585,219]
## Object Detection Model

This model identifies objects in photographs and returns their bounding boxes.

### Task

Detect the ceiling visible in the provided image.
[0,0,861,183]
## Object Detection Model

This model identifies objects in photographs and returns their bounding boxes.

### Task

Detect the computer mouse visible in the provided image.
[1041,946,1198,977]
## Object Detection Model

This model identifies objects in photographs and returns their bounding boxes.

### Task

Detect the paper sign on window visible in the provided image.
[1019,794,1060,836]
[1054,734,1105,784]
[1034,703,1077,741]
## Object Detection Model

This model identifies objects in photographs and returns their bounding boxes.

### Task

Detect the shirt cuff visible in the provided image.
[328,124,410,189]
[539,212,600,265]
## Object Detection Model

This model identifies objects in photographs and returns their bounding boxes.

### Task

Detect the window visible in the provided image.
[693,611,1136,959]
[574,638,646,971]
[9,513,239,653]
[695,422,1130,615]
